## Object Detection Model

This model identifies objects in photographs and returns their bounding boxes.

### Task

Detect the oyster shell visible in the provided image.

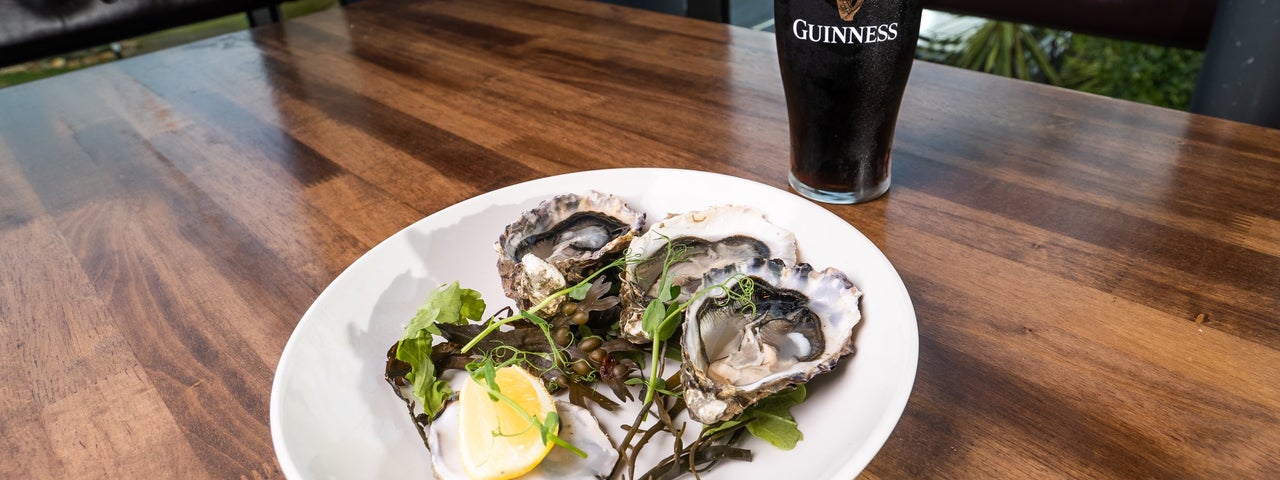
[680,258,861,424]
[497,191,644,312]
[619,205,797,343]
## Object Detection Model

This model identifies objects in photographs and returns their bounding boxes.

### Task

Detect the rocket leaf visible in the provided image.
[404,282,485,337]
[395,330,451,417]
[703,385,807,450]
[743,385,806,450]
[395,281,486,418]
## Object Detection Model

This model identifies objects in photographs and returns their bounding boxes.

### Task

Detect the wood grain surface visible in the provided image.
[2,0,1278,478]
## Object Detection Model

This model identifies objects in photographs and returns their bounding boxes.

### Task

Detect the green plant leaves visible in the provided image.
[1060,33,1202,109]
[395,331,451,417]
[405,282,485,336]
[744,385,807,450]
[703,385,807,450]
[396,281,486,417]
[943,21,1064,85]
[567,281,592,301]
[541,412,560,445]
[640,299,666,337]
[925,18,1200,109]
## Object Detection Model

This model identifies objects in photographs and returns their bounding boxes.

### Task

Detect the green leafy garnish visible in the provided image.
[396,282,486,417]
[567,281,592,301]
[639,299,667,339]
[737,386,803,453]
[541,412,561,445]
[395,330,452,416]
[705,385,807,450]
[404,281,485,336]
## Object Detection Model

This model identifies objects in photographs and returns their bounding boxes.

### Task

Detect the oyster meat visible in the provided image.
[496,191,644,312]
[680,258,862,424]
[619,205,797,343]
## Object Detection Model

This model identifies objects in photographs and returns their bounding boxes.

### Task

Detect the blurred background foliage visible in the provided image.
[919,19,1205,110]
[1060,33,1203,110]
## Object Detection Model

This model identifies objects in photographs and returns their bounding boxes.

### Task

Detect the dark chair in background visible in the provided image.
[599,0,733,23]
[1187,0,1279,129]
[924,0,1217,50]
[0,0,291,68]
[924,0,1278,128]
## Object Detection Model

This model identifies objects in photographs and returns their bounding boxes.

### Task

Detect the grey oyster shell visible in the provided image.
[496,191,644,313]
[619,205,797,343]
[680,257,862,424]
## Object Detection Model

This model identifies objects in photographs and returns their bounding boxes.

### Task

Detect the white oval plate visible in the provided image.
[270,168,917,479]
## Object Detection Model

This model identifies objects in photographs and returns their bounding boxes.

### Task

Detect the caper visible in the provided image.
[571,359,592,376]
[578,336,603,352]
[611,364,629,379]
[588,348,608,364]
[571,310,590,325]
[549,372,570,388]
[560,302,578,316]
[553,327,573,347]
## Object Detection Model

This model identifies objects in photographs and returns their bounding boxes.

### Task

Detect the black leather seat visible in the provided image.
[1,0,290,68]
[1188,0,1279,128]
[923,0,1218,50]
[924,0,1278,128]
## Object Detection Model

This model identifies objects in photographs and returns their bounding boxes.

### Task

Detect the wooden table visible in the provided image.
[2,0,1278,478]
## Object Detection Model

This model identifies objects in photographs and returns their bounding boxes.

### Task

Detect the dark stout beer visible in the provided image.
[776,0,921,203]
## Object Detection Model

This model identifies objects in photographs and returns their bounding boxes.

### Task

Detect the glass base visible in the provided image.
[788,172,890,204]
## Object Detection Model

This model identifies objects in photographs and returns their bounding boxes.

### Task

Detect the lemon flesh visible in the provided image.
[458,366,557,480]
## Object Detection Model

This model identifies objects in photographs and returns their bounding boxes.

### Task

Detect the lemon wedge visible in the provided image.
[458,366,557,480]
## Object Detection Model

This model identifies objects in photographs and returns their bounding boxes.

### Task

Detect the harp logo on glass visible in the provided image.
[836,0,865,20]
[792,0,900,44]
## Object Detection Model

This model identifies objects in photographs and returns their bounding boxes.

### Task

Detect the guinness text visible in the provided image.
[792,19,899,44]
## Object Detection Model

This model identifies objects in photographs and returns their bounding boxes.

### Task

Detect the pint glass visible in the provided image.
[775,0,922,204]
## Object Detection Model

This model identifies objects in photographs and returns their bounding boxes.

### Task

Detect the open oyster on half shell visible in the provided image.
[680,257,862,424]
[618,205,797,343]
[496,191,644,313]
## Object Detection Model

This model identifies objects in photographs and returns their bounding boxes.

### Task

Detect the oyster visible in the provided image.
[497,191,644,312]
[619,205,797,343]
[680,258,861,424]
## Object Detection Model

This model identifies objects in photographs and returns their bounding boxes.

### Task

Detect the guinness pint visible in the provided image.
[776,0,921,203]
